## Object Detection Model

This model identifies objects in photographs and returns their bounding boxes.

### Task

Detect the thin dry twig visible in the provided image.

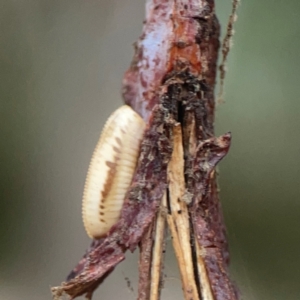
[218,0,240,103]
[138,222,155,300]
[149,193,167,300]
[194,241,214,300]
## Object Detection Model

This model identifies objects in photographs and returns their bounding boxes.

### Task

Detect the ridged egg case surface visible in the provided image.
[82,105,146,239]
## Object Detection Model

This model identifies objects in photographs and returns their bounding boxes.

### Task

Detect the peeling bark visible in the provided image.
[52,1,238,299]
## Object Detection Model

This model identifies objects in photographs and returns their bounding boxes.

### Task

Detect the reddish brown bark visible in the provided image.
[137,221,155,300]
[52,1,238,299]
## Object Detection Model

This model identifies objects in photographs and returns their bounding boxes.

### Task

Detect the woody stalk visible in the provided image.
[52,1,238,299]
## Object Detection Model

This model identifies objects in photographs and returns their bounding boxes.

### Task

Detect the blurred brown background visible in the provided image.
[1,1,300,299]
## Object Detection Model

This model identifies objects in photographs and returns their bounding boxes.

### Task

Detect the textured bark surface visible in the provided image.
[137,221,155,300]
[52,1,238,299]
[52,102,175,299]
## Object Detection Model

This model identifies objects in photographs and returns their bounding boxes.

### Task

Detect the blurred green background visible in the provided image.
[1,1,299,299]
